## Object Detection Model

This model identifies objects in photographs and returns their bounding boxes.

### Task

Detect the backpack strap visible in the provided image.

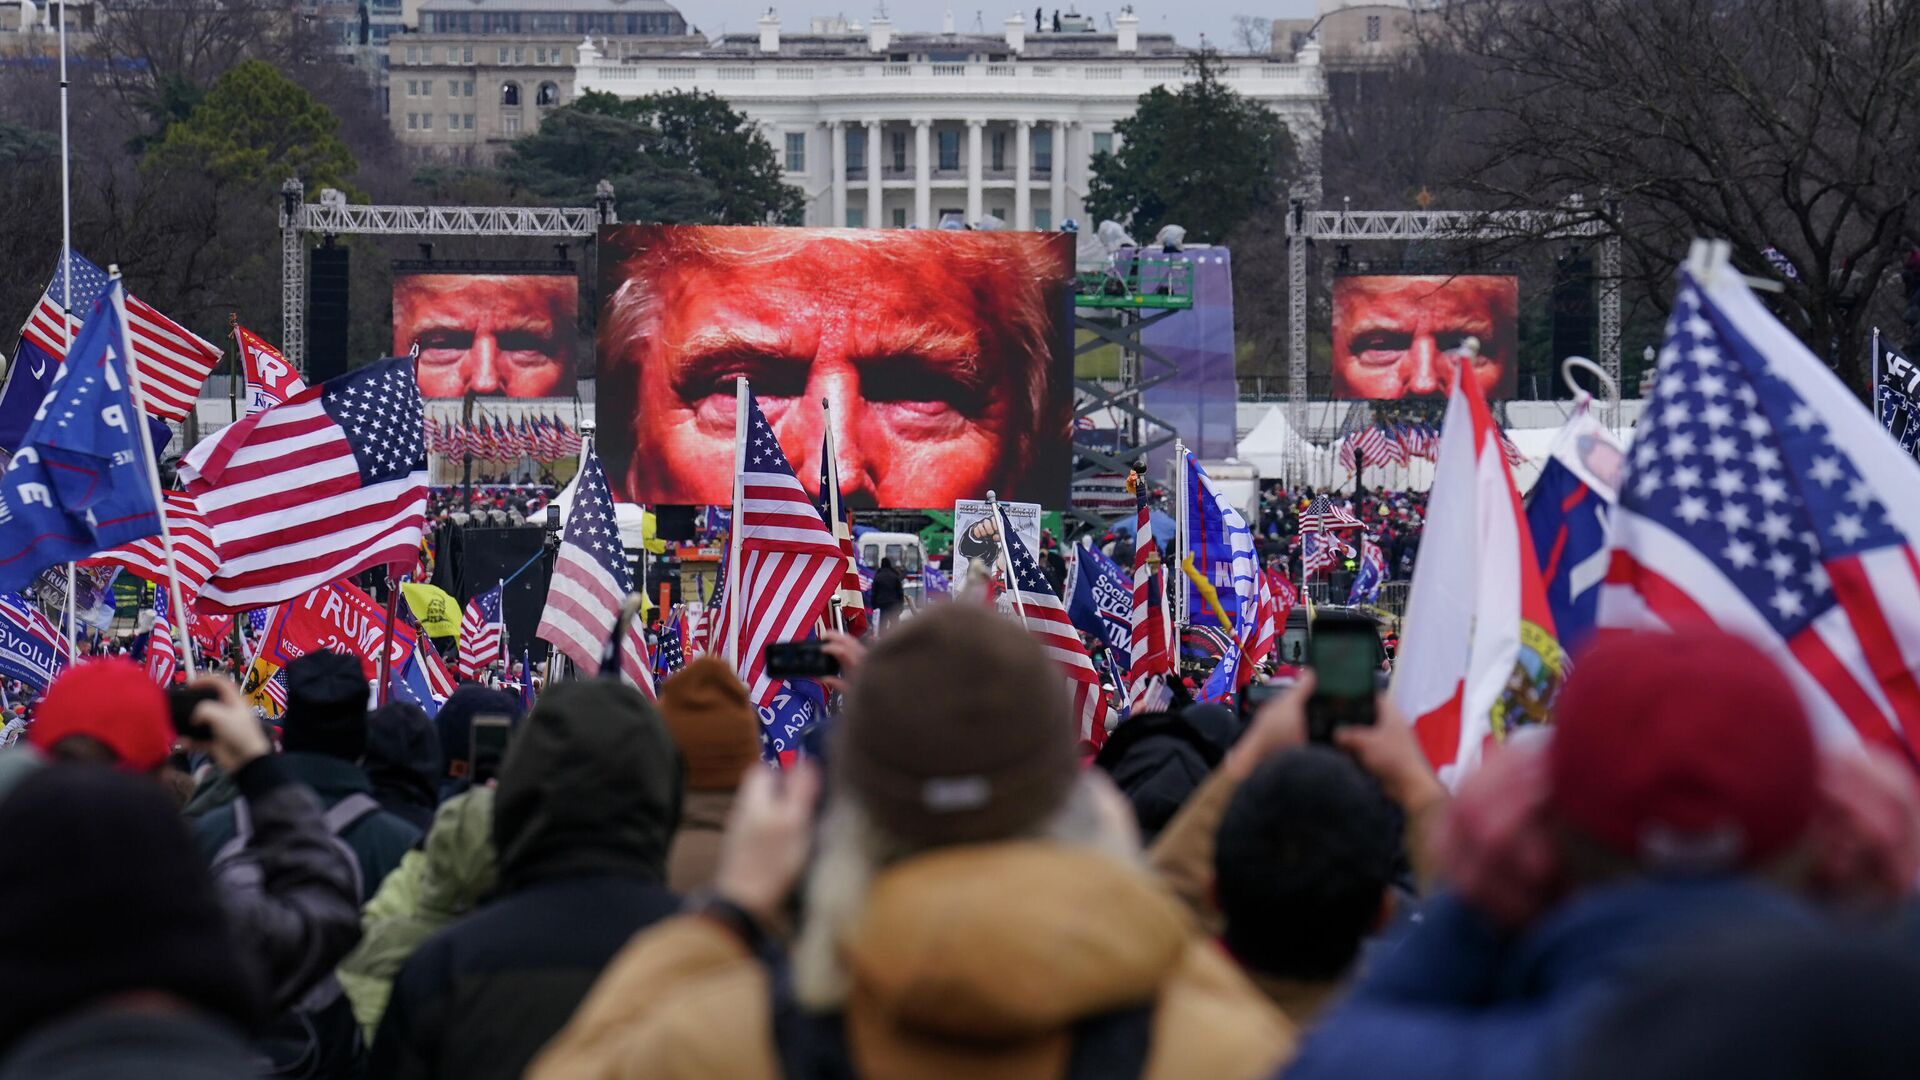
[323,793,382,836]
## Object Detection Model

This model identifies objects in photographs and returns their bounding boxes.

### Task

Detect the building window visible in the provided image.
[892,207,908,228]
[991,131,1006,170]
[447,113,459,130]
[463,79,475,96]
[847,128,866,172]
[534,46,548,64]
[501,81,521,107]
[1365,14,1381,41]
[1092,131,1114,156]
[421,113,432,130]
[1033,129,1052,172]
[461,46,475,64]
[498,46,510,63]
[536,81,559,106]
[405,112,417,130]
[846,207,865,228]
[405,45,419,64]
[1033,208,1052,230]
[504,114,522,134]
[785,131,807,173]
[937,129,959,171]
[447,79,459,96]
[465,113,475,129]
[891,131,907,171]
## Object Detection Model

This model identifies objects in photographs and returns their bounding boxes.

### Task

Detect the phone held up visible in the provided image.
[764,640,840,680]
[469,713,513,786]
[1235,609,1386,743]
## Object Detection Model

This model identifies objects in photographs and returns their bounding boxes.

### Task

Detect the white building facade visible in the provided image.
[574,12,1325,230]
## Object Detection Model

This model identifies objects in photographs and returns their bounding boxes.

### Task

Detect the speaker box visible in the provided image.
[1551,255,1596,396]
[654,505,696,542]
[308,243,351,384]
[435,526,553,664]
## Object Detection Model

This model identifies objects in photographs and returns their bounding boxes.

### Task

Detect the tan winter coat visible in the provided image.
[530,842,1296,1080]
[664,789,733,895]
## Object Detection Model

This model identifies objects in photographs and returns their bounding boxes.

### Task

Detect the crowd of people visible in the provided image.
[1257,485,1429,580]
[425,485,559,529]
[0,597,1916,1079]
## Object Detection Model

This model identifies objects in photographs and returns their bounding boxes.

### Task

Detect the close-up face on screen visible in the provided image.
[1331,274,1520,400]
[595,225,1076,509]
[392,273,579,398]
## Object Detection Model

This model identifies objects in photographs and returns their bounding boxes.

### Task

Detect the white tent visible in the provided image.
[549,471,654,551]
[1235,405,1321,478]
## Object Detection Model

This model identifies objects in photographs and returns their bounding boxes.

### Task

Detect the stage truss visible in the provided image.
[278,178,617,372]
[1284,201,1622,485]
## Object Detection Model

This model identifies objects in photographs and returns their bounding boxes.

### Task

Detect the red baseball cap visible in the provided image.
[1549,628,1816,873]
[28,659,173,772]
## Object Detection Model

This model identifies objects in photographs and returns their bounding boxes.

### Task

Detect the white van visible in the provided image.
[858,531,927,606]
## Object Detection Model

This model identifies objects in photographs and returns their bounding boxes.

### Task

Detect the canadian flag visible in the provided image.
[1392,368,1566,785]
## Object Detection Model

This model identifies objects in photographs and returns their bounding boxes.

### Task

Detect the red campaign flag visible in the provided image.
[235,324,307,415]
[186,605,234,652]
[258,581,422,682]
[178,357,428,614]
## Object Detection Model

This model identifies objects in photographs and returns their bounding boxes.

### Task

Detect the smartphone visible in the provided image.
[1306,612,1384,743]
[765,641,840,679]
[469,713,513,786]
[1236,676,1294,725]
[168,685,220,740]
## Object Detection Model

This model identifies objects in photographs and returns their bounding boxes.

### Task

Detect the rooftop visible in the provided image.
[416,0,680,12]
[700,29,1192,59]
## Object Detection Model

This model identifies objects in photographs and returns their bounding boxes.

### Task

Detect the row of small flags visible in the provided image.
[425,416,582,462]
[1337,420,1524,470]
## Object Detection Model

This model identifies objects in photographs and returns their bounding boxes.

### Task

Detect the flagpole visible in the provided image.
[725,378,747,666]
[986,490,1028,628]
[496,577,507,671]
[228,313,244,424]
[1872,326,1882,423]
[1172,439,1188,629]
[821,397,844,633]
[105,274,195,678]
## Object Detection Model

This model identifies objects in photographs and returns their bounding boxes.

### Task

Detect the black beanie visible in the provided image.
[0,766,263,1054]
[281,650,370,761]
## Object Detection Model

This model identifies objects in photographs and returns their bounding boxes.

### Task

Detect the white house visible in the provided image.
[574,10,1326,229]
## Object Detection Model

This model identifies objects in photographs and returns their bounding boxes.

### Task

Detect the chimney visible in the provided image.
[942,7,955,34]
[868,14,891,51]
[758,8,780,52]
[1115,7,1138,52]
[1004,11,1025,51]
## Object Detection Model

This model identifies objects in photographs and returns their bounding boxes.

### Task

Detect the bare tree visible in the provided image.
[1230,15,1273,55]
[1440,0,1920,392]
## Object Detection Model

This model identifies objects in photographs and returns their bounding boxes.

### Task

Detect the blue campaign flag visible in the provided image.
[0,592,67,690]
[387,647,446,717]
[0,282,161,592]
[1525,404,1622,656]
[1184,454,1257,701]
[1067,541,1133,673]
[758,676,826,759]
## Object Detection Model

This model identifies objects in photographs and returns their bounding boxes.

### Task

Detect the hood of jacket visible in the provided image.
[419,786,498,918]
[842,843,1191,1044]
[492,679,682,892]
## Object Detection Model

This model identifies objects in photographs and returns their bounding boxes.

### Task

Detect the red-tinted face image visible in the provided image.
[1331,275,1520,399]
[597,226,1074,508]
[393,274,578,398]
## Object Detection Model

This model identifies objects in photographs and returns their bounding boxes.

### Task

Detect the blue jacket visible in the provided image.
[1283,879,1819,1080]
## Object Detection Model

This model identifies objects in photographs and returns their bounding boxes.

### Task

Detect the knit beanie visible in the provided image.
[1550,628,1816,873]
[835,602,1077,848]
[27,658,172,771]
[659,657,761,791]
[280,650,371,761]
[0,765,262,1054]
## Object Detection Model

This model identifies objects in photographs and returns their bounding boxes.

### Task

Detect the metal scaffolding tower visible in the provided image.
[1283,201,1623,484]
[278,178,617,373]
[1071,254,1195,529]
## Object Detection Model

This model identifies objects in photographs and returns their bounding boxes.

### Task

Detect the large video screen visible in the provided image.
[392,272,579,398]
[1331,274,1520,400]
[596,225,1077,509]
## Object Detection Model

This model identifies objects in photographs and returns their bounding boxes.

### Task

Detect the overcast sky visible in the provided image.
[690,0,1320,53]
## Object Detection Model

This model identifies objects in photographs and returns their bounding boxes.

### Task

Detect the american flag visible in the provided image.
[146,588,177,686]
[178,357,428,614]
[1246,567,1282,669]
[1300,494,1366,533]
[998,503,1110,746]
[21,253,221,423]
[534,443,653,695]
[83,489,219,600]
[1125,472,1174,713]
[1601,262,1920,763]
[1300,528,1343,578]
[416,636,457,699]
[457,583,504,679]
[714,387,844,707]
[654,620,684,676]
[816,430,869,636]
[0,592,68,687]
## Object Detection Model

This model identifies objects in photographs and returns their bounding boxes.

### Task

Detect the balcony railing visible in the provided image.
[577,59,1321,95]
